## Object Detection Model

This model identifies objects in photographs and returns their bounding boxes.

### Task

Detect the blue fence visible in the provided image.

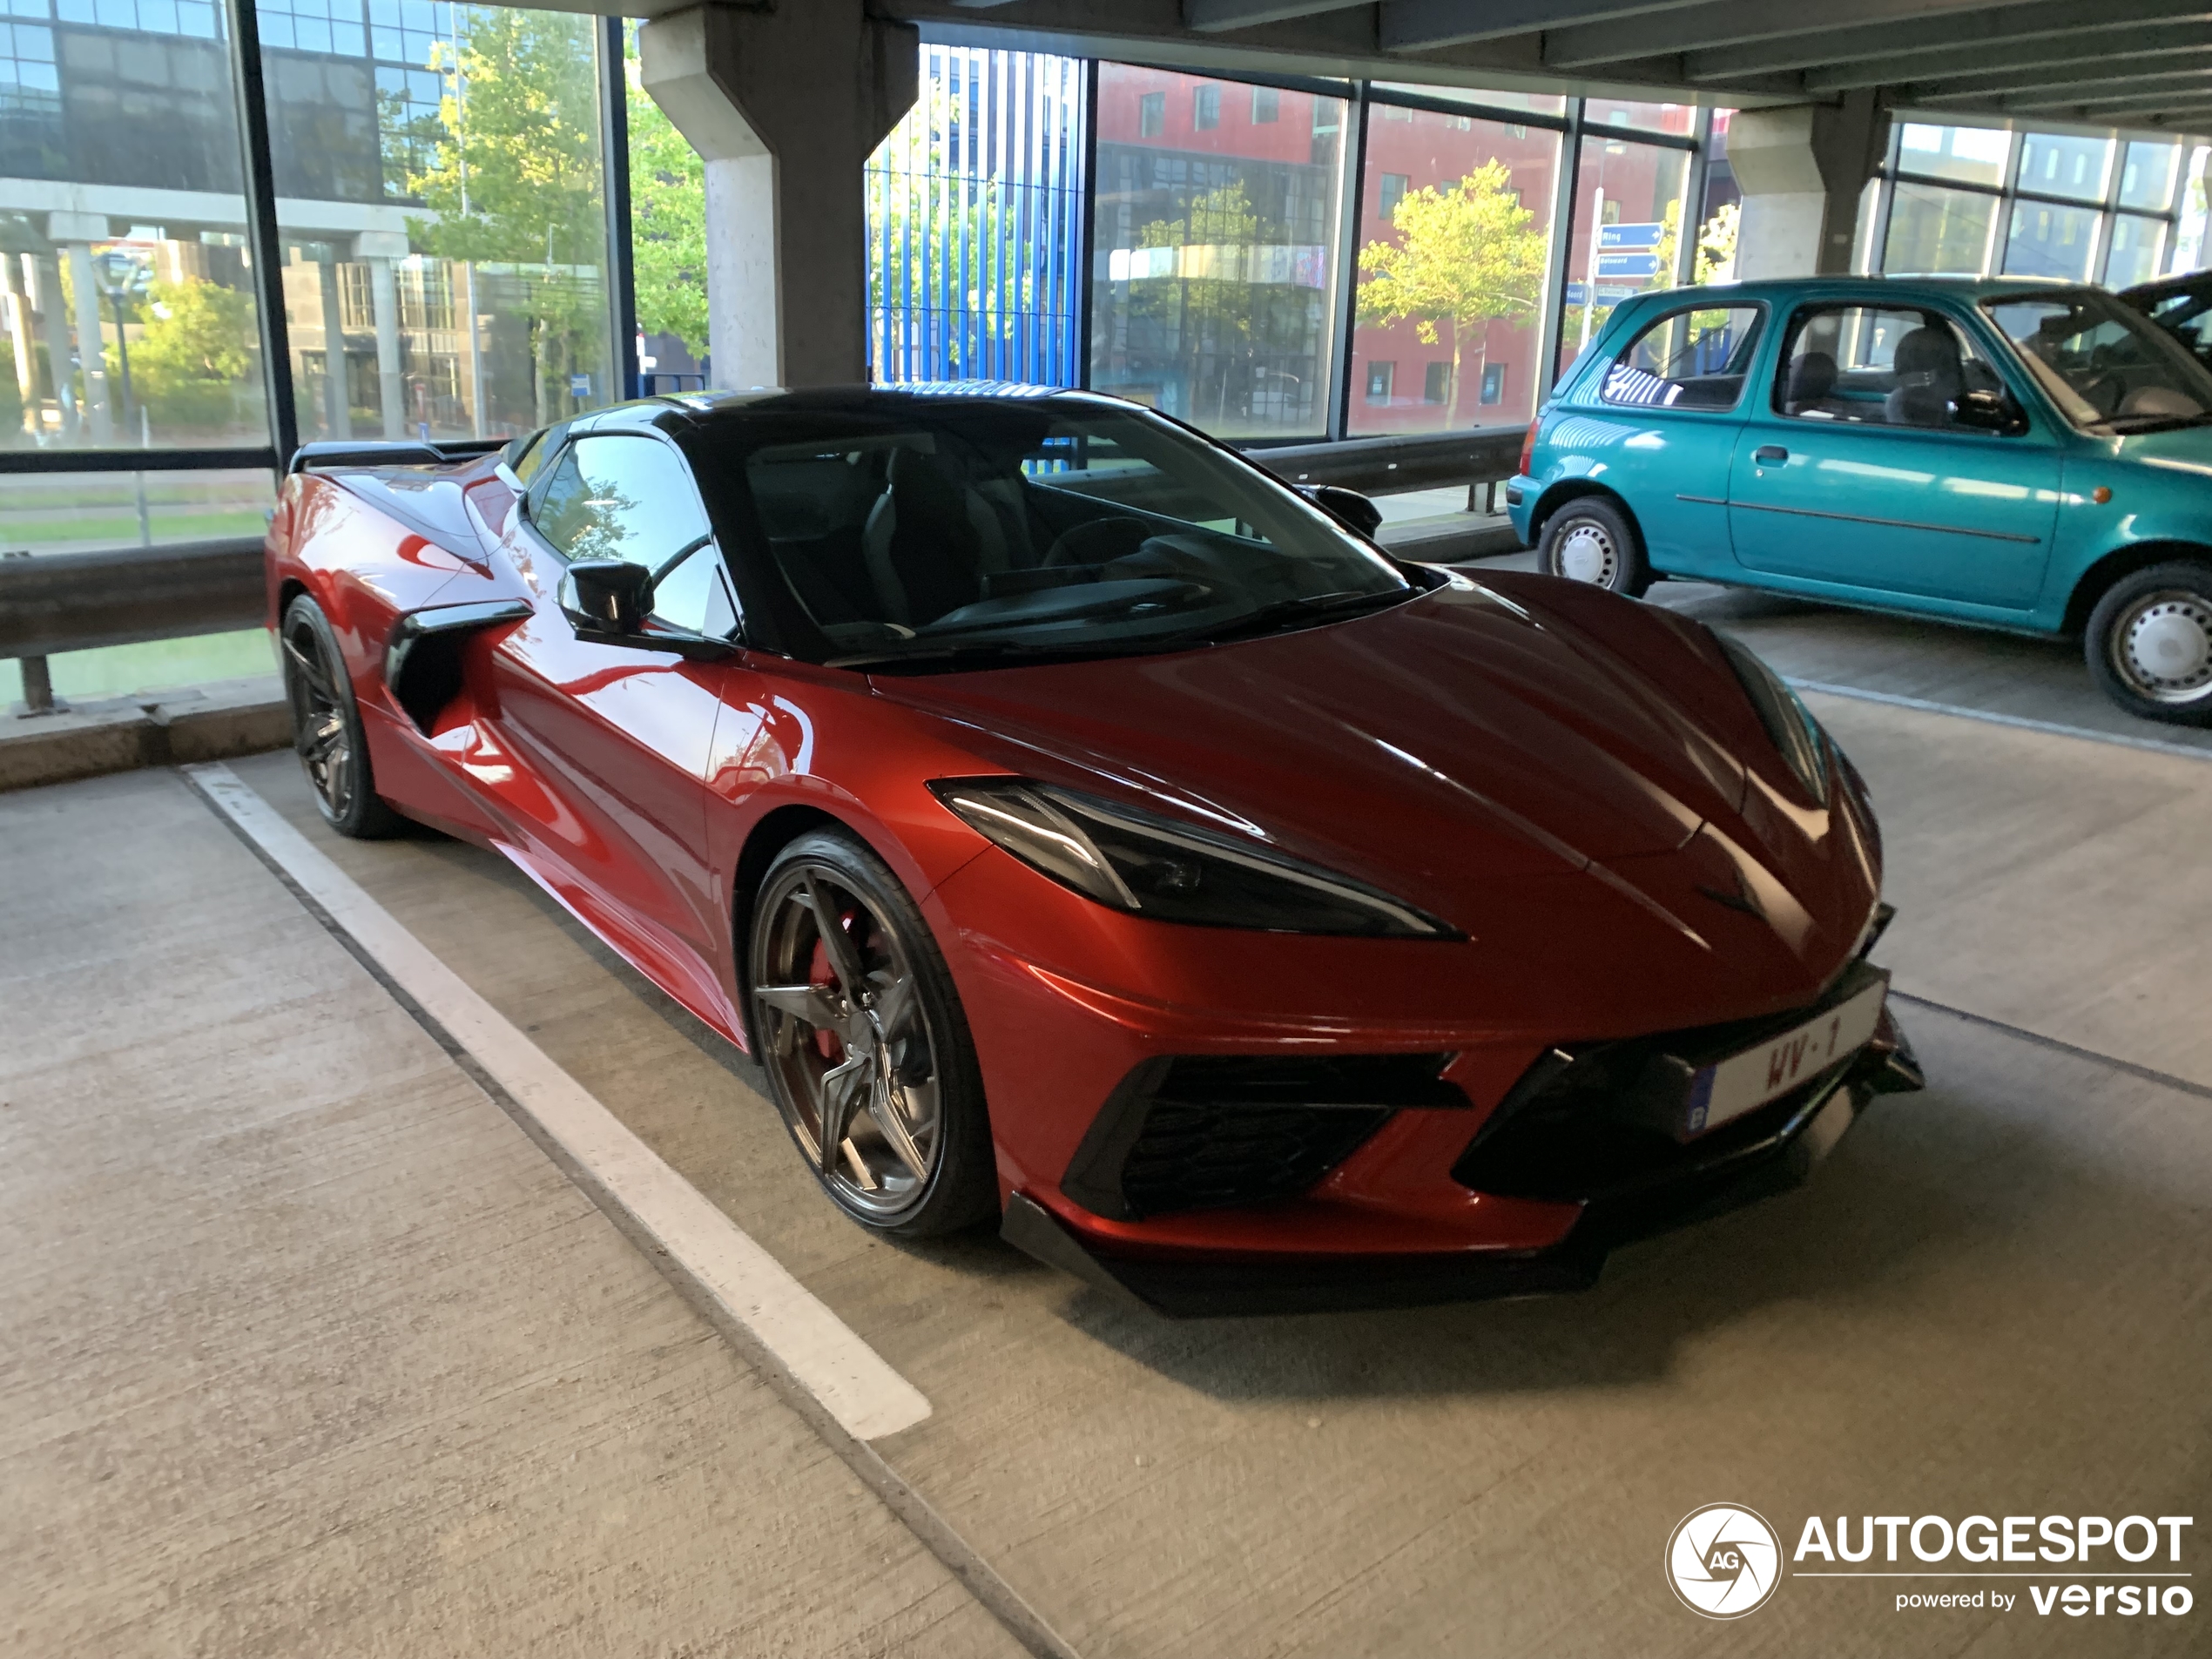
[866,48,1087,388]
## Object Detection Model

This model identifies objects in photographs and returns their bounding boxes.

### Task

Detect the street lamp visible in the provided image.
[91,246,149,442]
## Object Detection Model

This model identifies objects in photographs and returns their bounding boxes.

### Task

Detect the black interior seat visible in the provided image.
[1784,349,1838,415]
[1885,327,1962,428]
[862,448,1017,625]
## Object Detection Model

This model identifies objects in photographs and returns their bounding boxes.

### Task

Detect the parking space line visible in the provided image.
[181,761,932,1444]
[1789,678,2212,764]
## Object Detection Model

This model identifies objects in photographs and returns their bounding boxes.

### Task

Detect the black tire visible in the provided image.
[2083,560,2212,726]
[747,828,997,1239]
[280,595,406,838]
[1538,496,1653,597]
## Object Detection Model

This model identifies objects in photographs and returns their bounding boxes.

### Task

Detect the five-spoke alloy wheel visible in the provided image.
[749,830,996,1237]
[280,595,402,837]
[2086,560,2212,726]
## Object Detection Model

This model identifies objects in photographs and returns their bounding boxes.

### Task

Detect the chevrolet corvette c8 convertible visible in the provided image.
[266,385,1919,1315]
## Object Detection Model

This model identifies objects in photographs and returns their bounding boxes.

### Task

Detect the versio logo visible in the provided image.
[1668,1504,1784,1619]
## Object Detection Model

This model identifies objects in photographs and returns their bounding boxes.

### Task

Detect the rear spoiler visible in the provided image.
[288,436,509,474]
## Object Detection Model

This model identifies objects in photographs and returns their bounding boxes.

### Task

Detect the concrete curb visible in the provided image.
[0,676,290,792]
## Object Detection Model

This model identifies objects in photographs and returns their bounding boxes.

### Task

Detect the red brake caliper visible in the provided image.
[806,908,869,1062]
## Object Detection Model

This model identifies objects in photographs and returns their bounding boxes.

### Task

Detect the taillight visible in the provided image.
[1517,416,1541,477]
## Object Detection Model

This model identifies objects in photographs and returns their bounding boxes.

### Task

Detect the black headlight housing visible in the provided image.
[930,779,1457,938]
[1714,631,1829,804]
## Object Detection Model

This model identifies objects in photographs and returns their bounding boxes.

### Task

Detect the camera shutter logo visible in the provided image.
[1667,1503,1783,1619]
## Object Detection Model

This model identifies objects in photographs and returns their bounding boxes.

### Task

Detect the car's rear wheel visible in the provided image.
[748,829,997,1238]
[280,595,404,838]
[1538,496,1652,597]
[2084,561,2212,725]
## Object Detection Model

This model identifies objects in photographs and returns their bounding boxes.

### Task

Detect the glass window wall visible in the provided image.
[0,0,268,456]
[1885,180,1999,274]
[1372,84,1565,118]
[1581,97,1695,138]
[1874,120,2189,287]
[2120,140,2182,212]
[2004,199,2100,280]
[1558,131,1689,381]
[2018,132,2112,205]
[2104,213,2167,291]
[269,2,615,444]
[1349,97,1558,434]
[1895,122,2012,189]
[1089,61,1346,439]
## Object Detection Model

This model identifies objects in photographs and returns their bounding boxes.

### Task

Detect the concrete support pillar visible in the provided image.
[317,252,347,439]
[1,256,36,434]
[25,254,78,438]
[1730,93,1890,280]
[639,3,916,388]
[63,242,114,443]
[361,232,408,440]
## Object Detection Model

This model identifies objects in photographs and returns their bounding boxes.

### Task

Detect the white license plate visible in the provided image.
[1684,978,1887,1137]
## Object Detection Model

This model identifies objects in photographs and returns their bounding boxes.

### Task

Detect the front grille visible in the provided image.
[1451,961,1885,1205]
[1062,1053,1464,1220]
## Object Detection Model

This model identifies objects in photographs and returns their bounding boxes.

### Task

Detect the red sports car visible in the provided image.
[267,386,1920,1314]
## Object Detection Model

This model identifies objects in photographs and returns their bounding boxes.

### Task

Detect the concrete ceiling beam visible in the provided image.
[1804,18,2212,92]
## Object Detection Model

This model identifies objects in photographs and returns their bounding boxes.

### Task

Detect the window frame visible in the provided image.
[522,427,732,605]
[1591,299,1770,416]
[1769,298,2037,441]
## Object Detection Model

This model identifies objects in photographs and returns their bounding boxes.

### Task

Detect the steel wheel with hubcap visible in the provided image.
[1537,496,1651,597]
[280,595,402,837]
[2085,561,2212,725]
[749,831,996,1237]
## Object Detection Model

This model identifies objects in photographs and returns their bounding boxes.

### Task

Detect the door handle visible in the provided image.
[1754,445,1789,465]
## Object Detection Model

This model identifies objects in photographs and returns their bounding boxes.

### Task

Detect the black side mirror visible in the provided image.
[1298,483,1385,538]
[1953,388,2027,435]
[558,556,738,661]
[561,557,653,633]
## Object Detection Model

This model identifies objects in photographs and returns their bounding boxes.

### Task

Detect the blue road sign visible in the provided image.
[1596,252,1664,279]
[1600,221,1666,250]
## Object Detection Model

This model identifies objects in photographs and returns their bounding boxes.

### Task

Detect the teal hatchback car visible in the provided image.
[1506,275,2212,725]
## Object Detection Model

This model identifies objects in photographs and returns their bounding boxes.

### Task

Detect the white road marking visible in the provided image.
[1789,677,2212,764]
[185,761,932,1444]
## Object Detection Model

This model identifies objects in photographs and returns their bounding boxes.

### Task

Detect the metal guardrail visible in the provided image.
[1,426,1529,710]
[1245,425,1527,496]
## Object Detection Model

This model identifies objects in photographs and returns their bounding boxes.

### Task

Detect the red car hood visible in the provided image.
[874,575,1879,1022]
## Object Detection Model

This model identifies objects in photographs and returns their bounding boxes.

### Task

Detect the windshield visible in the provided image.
[728,396,1410,668]
[1981,290,2212,432]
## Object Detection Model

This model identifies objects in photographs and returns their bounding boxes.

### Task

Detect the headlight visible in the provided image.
[930,779,1455,937]
[1714,631,1829,804]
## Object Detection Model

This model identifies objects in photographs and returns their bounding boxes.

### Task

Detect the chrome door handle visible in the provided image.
[1754,445,1789,464]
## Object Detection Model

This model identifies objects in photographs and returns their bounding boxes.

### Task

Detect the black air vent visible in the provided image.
[1062,1053,1464,1220]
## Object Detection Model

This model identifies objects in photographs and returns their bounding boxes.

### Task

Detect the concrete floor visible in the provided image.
[0,771,1024,1659]
[4,590,2209,1656]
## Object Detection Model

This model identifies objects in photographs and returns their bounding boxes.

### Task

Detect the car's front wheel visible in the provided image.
[747,829,998,1238]
[1538,496,1652,597]
[2085,560,2212,725]
[280,594,404,838]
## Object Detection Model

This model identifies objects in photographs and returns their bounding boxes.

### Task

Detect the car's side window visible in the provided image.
[531,435,738,637]
[1598,305,1765,411]
[1774,305,2011,432]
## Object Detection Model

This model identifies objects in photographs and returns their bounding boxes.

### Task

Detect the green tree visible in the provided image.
[408,8,606,421]
[107,277,259,439]
[625,44,708,354]
[1356,160,1547,428]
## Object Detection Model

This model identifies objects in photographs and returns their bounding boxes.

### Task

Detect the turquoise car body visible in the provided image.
[1506,274,2212,637]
